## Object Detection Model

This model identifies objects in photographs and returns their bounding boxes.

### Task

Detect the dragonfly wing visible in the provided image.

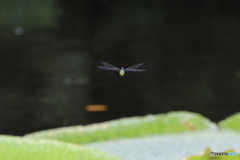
[125,63,144,69]
[101,62,119,69]
[98,66,120,72]
[125,68,147,72]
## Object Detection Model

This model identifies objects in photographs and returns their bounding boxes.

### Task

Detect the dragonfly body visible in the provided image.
[98,62,146,76]
[119,67,125,76]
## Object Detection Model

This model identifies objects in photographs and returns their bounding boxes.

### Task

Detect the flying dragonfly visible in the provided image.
[98,62,146,76]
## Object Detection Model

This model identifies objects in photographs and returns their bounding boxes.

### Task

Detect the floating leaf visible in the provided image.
[219,112,240,131]
[25,111,217,144]
[0,135,122,160]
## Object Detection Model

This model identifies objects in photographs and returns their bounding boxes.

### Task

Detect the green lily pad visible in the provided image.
[219,112,240,131]
[85,130,240,160]
[0,135,122,160]
[25,111,217,144]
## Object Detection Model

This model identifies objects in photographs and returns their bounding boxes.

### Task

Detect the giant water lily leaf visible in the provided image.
[219,112,240,131]
[25,111,217,144]
[85,130,240,160]
[24,111,240,160]
[0,135,122,160]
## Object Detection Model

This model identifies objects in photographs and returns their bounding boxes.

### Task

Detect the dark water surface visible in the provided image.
[1,0,240,135]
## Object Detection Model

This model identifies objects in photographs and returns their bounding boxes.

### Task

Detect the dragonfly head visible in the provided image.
[119,68,125,76]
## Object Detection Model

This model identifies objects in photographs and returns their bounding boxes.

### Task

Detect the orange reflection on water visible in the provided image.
[85,105,108,112]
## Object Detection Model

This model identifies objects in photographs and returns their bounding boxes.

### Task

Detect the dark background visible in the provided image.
[1,0,240,135]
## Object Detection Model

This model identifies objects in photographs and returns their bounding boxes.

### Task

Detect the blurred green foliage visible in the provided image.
[0,0,58,29]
